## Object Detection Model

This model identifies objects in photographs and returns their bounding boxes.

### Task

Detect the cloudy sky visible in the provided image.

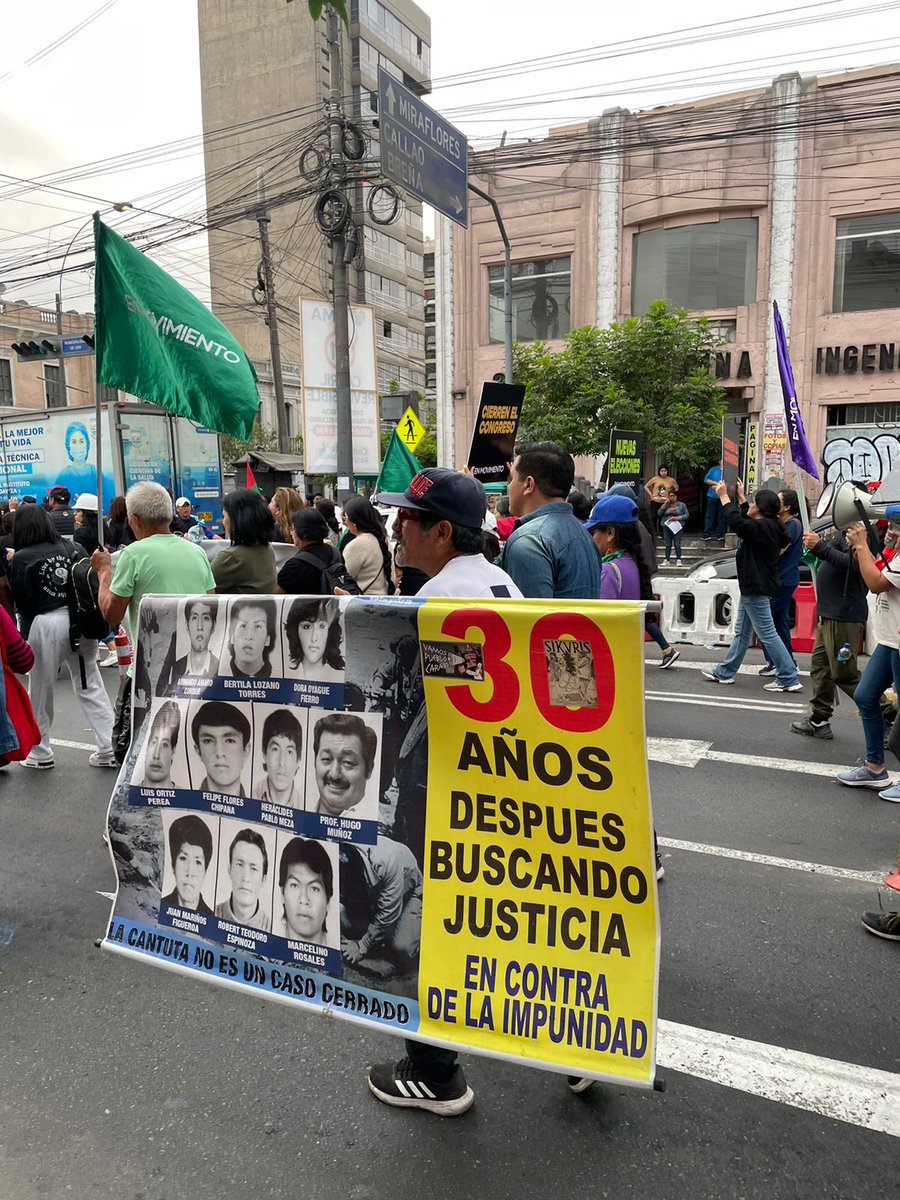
[1,0,896,310]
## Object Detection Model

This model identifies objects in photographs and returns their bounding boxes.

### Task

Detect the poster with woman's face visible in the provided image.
[221,597,283,681]
[281,597,346,684]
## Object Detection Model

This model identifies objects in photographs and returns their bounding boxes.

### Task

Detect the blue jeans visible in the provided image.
[765,583,796,666]
[645,616,671,653]
[662,526,682,561]
[704,497,726,537]
[713,594,799,687]
[854,642,899,766]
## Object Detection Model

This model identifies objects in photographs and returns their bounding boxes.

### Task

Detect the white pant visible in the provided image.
[27,609,114,763]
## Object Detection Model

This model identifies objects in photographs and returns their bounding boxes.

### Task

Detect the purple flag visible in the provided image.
[773,300,819,479]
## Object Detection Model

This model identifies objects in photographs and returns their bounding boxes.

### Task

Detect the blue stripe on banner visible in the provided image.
[102,917,418,1031]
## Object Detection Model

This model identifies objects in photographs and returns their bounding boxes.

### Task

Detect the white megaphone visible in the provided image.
[821,480,900,529]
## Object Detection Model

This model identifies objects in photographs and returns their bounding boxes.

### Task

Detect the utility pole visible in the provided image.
[54,292,68,409]
[467,183,513,384]
[326,4,353,497]
[256,177,290,455]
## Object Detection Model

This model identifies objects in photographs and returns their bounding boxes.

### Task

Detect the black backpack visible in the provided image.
[67,551,109,641]
[293,549,361,596]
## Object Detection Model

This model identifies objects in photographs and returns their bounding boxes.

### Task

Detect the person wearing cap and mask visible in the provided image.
[359,468,521,1119]
[47,485,75,536]
[170,497,198,537]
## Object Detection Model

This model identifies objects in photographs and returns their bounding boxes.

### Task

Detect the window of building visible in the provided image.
[44,363,64,409]
[383,320,392,338]
[0,358,12,406]
[424,253,434,278]
[631,218,758,315]
[488,257,571,344]
[826,402,900,426]
[833,213,900,313]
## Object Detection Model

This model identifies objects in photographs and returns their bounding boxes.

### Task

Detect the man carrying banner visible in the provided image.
[93,482,216,759]
[369,467,522,1114]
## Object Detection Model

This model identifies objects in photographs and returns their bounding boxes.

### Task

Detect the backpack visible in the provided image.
[67,552,109,641]
[293,549,361,596]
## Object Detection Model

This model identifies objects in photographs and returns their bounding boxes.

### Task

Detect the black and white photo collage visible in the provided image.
[126,594,427,996]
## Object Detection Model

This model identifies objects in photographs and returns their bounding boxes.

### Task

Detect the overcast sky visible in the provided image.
[1,0,896,311]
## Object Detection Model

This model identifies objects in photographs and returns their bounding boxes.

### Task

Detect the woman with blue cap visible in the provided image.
[585,493,679,669]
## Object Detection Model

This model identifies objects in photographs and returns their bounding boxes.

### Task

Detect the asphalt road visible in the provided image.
[0,649,898,1199]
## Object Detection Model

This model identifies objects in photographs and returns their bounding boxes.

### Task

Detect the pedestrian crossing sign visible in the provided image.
[396,406,425,452]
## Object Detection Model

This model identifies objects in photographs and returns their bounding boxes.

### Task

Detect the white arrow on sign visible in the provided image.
[385,82,396,116]
[450,195,464,213]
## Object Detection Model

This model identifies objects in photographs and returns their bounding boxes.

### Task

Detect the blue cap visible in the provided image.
[375,468,487,529]
[585,493,639,529]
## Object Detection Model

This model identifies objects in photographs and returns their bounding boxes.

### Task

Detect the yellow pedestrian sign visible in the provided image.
[396,406,425,452]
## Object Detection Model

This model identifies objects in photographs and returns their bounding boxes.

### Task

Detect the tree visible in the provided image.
[220,420,279,471]
[514,300,727,472]
[286,0,348,24]
[378,429,437,468]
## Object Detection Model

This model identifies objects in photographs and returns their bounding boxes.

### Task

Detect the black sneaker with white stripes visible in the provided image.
[367,1057,475,1116]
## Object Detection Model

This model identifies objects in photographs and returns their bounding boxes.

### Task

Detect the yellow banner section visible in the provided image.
[416,599,658,1085]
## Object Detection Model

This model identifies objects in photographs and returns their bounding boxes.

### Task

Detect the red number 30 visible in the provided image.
[439,608,614,733]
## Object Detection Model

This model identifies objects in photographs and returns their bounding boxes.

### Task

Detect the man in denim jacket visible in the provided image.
[501,442,600,599]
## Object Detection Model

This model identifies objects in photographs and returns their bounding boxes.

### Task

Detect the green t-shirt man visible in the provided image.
[110,534,215,668]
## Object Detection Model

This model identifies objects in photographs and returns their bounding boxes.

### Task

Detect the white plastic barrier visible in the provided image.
[652,576,741,647]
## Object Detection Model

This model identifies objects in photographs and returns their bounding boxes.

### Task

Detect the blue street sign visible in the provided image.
[61,335,93,356]
[377,68,468,228]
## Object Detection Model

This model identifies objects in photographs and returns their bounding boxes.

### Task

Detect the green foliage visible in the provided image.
[286,0,349,24]
[514,300,727,472]
[378,429,436,467]
[220,420,279,469]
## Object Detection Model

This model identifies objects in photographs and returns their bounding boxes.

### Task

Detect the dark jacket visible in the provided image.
[808,530,874,623]
[725,501,789,597]
[48,506,76,536]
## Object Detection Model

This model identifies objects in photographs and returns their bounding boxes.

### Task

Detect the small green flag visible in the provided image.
[93,215,259,440]
[375,430,421,493]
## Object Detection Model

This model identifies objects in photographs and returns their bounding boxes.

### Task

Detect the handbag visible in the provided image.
[0,637,40,761]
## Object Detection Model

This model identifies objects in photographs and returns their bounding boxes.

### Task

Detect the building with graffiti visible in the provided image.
[437,63,900,492]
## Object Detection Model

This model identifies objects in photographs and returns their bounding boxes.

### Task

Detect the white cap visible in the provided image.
[73,493,98,512]
[175,496,191,508]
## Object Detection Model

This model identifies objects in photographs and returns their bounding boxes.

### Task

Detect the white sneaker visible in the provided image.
[763,682,803,693]
[89,751,119,768]
[21,756,54,770]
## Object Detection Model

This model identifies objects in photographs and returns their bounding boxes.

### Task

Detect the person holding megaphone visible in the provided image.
[833,520,900,794]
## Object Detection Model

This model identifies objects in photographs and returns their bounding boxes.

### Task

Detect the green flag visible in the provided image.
[93,215,259,439]
[375,430,421,493]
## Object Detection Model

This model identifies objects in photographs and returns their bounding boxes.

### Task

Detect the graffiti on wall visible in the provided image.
[822,431,900,486]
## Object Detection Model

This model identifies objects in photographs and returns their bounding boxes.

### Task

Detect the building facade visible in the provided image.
[0,297,99,414]
[197,0,430,444]
[442,65,900,490]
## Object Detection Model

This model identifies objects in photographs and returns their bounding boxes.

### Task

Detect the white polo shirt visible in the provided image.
[416,554,523,599]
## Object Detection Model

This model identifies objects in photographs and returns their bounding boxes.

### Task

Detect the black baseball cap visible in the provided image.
[376,468,487,530]
[48,485,70,503]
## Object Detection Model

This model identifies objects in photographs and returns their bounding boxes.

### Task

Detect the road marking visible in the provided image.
[96,890,116,902]
[648,658,810,678]
[647,736,869,782]
[658,1019,900,1138]
[657,836,883,884]
[50,738,96,751]
[647,691,804,714]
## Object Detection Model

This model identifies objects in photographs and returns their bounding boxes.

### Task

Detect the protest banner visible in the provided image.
[606,430,644,490]
[722,415,745,491]
[744,421,759,493]
[466,381,525,484]
[101,594,659,1086]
